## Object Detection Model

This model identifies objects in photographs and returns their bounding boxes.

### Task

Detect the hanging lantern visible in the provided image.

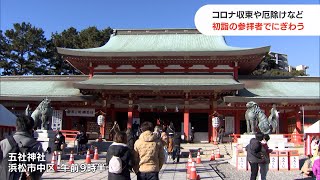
[97,115,105,126]
[212,117,220,128]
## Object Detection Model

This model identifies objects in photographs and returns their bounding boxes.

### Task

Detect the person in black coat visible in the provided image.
[76,130,88,155]
[54,131,65,152]
[246,132,265,180]
[172,132,181,163]
[126,128,135,151]
[106,131,133,180]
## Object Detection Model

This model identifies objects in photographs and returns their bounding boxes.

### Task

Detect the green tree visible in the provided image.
[47,27,81,75]
[78,26,111,48]
[1,22,48,75]
[48,26,111,75]
[0,31,9,72]
[252,53,306,76]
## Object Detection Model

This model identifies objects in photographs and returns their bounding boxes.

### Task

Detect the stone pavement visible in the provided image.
[42,143,305,180]
[42,155,221,180]
[42,142,223,180]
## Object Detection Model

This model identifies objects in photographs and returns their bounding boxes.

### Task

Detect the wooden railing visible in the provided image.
[58,130,79,141]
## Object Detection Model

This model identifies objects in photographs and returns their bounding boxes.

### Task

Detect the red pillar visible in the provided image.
[295,108,302,133]
[127,108,133,129]
[233,67,239,80]
[282,110,288,134]
[184,109,189,141]
[100,116,105,138]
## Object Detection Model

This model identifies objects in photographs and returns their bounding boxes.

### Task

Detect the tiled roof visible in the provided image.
[73,75,244,91]
[57,29,270,57]
[224,78,320,103]
[0,76,89,101]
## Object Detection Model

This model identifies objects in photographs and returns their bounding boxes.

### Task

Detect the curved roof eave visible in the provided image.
[57,46,270,57]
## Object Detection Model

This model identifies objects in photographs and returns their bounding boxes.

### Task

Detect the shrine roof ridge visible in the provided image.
[0,75,88,81]
[238,75,320,82]
[57,31,270,57]
[112,28,202,35]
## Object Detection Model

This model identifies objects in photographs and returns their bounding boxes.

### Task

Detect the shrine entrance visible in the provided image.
[139,112,183,132]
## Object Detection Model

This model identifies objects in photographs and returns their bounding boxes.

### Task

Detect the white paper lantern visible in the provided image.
[212,117,220,128]
[97,115,105,126]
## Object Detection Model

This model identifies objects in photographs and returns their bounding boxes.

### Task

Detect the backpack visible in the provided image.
[108,155,123,174]
[0,135,38,180]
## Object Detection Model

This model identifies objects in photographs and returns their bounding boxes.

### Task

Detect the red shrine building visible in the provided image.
[1,29,319,142]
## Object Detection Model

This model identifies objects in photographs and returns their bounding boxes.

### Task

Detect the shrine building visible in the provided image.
[1,29,319,142]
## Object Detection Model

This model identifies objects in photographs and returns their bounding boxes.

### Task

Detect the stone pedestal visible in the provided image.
[34,130,56,162]
[237,134,292,149]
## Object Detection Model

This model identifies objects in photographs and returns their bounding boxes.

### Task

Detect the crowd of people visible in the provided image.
[106,121,181,180]
[1,114,319,180]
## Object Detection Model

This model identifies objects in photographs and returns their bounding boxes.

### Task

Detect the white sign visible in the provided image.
[269,156,279,170]
[279,155,289,170]
[289,156,299,170]
[237,156,247,170]
[66,108,95,117]
[52,110,63,130]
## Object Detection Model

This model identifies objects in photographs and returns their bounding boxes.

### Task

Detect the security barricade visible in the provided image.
[278,151,289,170]
[236,152,247,170]
[269,150,279,171]
[289,150,300,170]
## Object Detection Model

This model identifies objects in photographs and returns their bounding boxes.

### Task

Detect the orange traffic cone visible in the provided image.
[187,157,193,174]
[68,151,75,165]
[196,150,201,164]
[215,148,221,158]
[210,150,215,161]
[94,147,99,160]
[51,151,57,172]
[186,151,193,174]
[189,162,199,180]
[85,149,91,164]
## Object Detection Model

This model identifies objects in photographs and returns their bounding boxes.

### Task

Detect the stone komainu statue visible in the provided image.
[245,101,278,134]
[31,98,53,130]
[268,104,279,133]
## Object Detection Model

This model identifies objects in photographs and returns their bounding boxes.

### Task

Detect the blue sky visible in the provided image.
[1,0,319,76]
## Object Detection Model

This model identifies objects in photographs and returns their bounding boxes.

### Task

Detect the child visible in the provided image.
[161,132,168,163]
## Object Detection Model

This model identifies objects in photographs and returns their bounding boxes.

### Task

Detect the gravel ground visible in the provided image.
[205,159,316,180]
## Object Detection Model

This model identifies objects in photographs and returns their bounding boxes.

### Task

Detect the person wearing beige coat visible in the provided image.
[133,121,165,180]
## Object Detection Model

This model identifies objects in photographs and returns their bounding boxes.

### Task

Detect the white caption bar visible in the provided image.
[194,5,320,36]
